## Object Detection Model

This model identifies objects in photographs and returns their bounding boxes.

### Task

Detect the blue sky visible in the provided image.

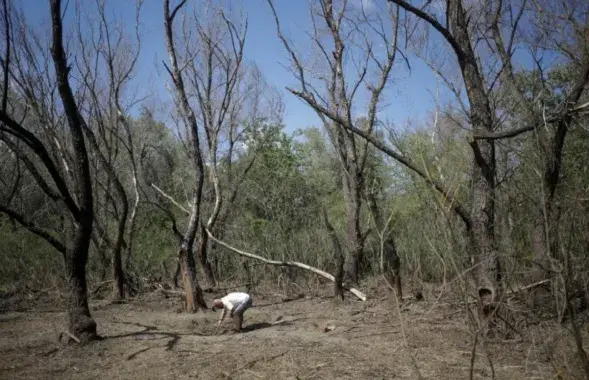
[17,0,446,135]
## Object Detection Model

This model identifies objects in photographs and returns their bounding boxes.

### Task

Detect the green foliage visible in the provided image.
[1,79,587,294]
[0,221,63,290]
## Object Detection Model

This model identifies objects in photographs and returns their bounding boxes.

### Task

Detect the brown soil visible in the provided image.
[0,287,586,380]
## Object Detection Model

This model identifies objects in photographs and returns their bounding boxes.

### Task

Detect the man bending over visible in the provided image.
[213,292,253,332]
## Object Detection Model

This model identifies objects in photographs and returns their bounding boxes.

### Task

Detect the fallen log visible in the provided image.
[205,229,367,302]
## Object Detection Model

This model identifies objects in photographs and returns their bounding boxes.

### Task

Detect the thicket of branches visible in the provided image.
[0,0,588,371]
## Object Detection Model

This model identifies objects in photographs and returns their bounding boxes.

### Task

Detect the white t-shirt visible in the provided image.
[220,292,251,311]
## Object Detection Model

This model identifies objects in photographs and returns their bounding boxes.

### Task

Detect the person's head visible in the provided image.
[212,298,223,311]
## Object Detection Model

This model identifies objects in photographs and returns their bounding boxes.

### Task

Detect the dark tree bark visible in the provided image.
[62,218,96,341]
[322,207,345,300]
[50,0,98,340]
[380,0,502,318]
[341,164,364,285]
[1,0,102,341]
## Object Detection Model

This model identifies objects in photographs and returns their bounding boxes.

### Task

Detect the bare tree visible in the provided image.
[162,0,208,311]
[267,0,403,289]
[266,0,503,322]
[159,1,282,291]
[0,0,98,341]
[196,62,284,286]
[73,0,145,299]
[181,1,248,287]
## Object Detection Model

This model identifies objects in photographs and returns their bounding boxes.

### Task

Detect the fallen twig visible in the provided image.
[59,330,81,344]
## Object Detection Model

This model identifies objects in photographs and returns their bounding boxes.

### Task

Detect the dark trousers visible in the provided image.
[231,297,252,331]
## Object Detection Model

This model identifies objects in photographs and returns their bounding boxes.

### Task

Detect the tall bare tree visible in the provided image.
[0,0,98,341]
[72,0,145,299]
[162,0,208,311]
[267,0,403,288]
[180,1,248,287]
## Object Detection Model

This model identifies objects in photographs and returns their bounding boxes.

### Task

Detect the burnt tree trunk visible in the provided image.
[335,252,345,301]
[322,207,345,301]
[0,0,99,343]
[112,235,125,300]
[173,260,181,289]
[64,219,97,341]
[50,0,99,341]
[179,246,207,312]
[341,165,364,285]
[163,0,209,312]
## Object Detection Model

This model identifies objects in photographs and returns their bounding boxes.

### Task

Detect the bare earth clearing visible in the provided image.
[0,285,585,380]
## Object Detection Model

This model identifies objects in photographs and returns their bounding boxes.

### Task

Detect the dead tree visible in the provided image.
[72,0,145,300]
[0,0,98,341]
[267,0,501,322]
[161,1,281,290]
[162,0,207,312]
[181,3,248,287]
[267,0,401,286]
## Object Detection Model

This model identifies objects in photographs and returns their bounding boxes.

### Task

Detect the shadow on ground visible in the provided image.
[242,322,272,332]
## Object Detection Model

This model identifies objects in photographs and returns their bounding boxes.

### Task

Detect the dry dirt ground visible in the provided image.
[0,285,587,380]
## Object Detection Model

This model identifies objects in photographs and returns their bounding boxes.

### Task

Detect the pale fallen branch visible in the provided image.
[508,279,551,294]
[59,330,81,343]
[205,229,367,301]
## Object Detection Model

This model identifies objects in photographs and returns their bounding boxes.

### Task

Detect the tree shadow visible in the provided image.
[241,322,272,332]
[103,321,185,359]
